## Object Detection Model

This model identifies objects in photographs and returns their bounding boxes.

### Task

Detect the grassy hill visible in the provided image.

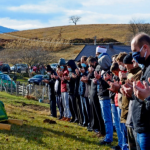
[0,24,131,43]
[0,24,132,62]
[0,92,118,150]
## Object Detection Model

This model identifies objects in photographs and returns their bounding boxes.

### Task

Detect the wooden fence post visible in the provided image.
[42,87,44,101]
[35,85,37,99]
[16,83,18,96]
[10,81,13,95]
[0,79,2,92]
[22,84,25,97]
[29,84,31,95]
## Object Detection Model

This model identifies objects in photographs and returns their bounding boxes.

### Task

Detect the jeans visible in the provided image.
[61,92,71,118]
[56,95,64,118]
[137,132,150,150]
[111,104,122,148]
[117,107,128,150]
[80,96,90,126]
[99,99,113,142]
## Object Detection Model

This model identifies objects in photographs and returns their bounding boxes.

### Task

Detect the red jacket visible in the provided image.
[61,69,69,93]
[114,93,118,107]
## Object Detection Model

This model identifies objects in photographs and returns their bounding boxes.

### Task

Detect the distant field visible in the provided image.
[0,24,131,43]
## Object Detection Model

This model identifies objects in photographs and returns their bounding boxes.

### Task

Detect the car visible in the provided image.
[0,73,16,90]
[0,63,11,73]
[50,63,58,71]
[28,74,49,85]
[11,64,28,73]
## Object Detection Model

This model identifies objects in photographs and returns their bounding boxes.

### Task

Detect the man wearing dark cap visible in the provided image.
[120,53,141,150]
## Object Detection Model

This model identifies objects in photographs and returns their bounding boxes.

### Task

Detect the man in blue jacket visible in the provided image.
[78,56,90,127]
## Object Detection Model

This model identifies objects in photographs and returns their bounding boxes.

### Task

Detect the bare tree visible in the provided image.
[18,48,54,67]
[128,18,150,36]
[69,16,81,25]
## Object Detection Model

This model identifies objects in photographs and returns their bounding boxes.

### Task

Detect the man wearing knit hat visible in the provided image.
[121,53,141,150]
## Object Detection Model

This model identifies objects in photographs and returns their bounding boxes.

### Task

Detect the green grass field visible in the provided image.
[0,92,118,150]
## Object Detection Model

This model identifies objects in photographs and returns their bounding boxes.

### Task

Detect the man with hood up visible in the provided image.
[43,65,57,117]
[65,60,79,123]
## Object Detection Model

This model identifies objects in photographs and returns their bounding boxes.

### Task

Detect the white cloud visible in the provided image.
[0,18,49,30]
[7,1,64,14]
[81,0,143,6]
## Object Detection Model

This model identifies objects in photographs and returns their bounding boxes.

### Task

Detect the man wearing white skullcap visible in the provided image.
[94,46,113,145]
[96,46,107,54]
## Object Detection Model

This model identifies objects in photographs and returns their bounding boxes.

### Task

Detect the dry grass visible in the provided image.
[53,45,84,61]
[0,24,131,43]
[0,24,132,62]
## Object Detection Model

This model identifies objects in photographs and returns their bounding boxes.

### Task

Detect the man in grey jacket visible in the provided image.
[95,46,113,145]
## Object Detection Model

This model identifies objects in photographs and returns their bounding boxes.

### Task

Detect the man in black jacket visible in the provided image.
[43,65,57,117]
[65,60,79,123]
[82,57,105,137]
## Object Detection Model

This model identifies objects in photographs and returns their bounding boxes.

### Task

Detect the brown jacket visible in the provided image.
[120,67,142,123]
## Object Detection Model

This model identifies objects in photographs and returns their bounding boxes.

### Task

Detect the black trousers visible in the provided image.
[76,95,83,124]
[50,99,57,117]
[90,94,106,135]
[69,94,78,121]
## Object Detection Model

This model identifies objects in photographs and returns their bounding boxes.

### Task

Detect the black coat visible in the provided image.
[132,55,150,133]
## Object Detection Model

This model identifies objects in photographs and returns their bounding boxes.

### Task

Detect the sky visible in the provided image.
[1,0,150,30]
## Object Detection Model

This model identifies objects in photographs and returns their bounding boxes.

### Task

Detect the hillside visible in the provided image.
[0,26,18,33]
[0,24,133,63]
[0,24,131,43]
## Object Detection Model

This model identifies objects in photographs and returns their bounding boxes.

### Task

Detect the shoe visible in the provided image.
[111,145,121,150]
[65,118,71,122]
[73,119,79,123]
[78,123,82,126]
[99,140,111,146]
[87,127,93,132]
[58,116,63,120]
[94,129,100,133]
[60,117,67,121]
[82,124,87,127]
[70,119,75,123]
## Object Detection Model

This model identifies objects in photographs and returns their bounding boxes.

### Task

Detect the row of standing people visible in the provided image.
[43,32,150,150]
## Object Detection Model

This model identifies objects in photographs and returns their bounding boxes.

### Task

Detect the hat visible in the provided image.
[58,58,66,65]
[47,65,52,71]
[96,46,107,53]
[123,54,133,64]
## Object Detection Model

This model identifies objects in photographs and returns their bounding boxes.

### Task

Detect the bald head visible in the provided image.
[131,32,150,62]
[131,32,150,49]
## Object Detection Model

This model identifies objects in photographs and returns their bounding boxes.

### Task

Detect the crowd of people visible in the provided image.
[43,32,150,150]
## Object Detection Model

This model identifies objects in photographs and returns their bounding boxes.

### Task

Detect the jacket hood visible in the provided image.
[67,60,77,71]
[98,55,111,71]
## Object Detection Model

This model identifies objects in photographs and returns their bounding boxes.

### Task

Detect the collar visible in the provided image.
[129,67,141,74]
[145,55,150,68]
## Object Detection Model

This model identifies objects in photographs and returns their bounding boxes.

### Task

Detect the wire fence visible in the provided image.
[0,80,50,103]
